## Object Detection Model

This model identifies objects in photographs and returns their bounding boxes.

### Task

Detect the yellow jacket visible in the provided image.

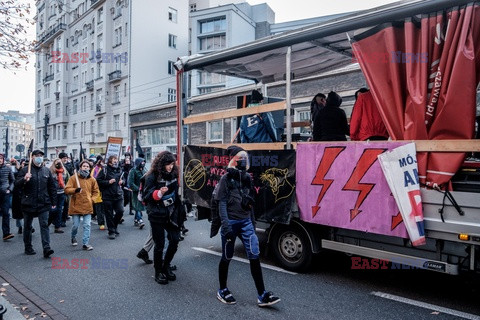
[64,174,100,215]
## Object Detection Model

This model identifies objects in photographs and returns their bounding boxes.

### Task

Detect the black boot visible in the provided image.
[136,248,153,264]
[163,264,176,281]
[155,270,168,285]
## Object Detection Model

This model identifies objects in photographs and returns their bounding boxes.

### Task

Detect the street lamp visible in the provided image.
[4,127,9,159]
[43,114,50,159]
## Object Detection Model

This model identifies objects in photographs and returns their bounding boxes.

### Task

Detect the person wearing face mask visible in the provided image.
[14,150,57,257]
[143,151,185,284]
[214,146,280,307]
[96,155,125,239]
[127,158,146,229]
[64,160,100,250]
[48,158,70,233]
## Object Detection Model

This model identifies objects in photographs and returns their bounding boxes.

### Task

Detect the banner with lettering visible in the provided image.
[378,143,426,246]
[184,145,296,224]
[296,142,409,238]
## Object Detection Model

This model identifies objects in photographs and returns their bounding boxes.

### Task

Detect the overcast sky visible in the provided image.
[0,0,398,114]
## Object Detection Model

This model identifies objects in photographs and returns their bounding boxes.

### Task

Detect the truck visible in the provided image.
[173,0,480,275]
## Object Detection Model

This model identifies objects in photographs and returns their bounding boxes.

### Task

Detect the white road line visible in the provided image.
[191,247,297,275]
[371,291,480,320]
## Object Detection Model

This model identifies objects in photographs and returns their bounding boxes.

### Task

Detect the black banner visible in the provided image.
[183,145,296,224]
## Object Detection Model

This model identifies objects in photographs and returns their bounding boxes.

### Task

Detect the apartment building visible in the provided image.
[0,111,35,159]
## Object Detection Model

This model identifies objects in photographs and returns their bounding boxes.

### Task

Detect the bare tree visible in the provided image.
[0,0,35,71]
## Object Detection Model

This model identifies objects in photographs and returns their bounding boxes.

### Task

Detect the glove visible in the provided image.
[75,188,82,193]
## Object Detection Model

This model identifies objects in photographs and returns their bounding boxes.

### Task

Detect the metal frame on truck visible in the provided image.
[174,0,480,274]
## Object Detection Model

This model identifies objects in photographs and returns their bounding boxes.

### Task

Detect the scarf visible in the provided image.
[56,168,65,188]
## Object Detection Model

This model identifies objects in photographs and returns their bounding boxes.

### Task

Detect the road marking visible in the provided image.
[371,291,480,320]
[192,247,297,275]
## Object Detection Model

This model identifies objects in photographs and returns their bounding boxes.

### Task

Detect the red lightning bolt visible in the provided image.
[391,212,403,230]
[311,147,346,218]
[342,148,387,222]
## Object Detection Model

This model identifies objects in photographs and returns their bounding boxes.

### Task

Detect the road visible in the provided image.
[0,213,479,320]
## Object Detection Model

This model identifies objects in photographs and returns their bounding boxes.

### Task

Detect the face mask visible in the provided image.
[79,170,90,178]
[34,157,43,165]
[55,163,62,169]
[111,162,119,168]
[236,159,247,171]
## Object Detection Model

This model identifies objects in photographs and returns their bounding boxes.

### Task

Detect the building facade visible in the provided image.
[0,111,35,159]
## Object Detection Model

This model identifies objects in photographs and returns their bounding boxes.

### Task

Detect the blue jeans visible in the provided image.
[23,211,51,251]
[71,215,92,246]
[134,210,143,221]
[49,193,65,228]
[221,218,260,260]
[0,193,12,236]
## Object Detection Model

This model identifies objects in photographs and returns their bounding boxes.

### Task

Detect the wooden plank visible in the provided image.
[194,142,294,150]
[183,101,286,125]
[290,121,310,128]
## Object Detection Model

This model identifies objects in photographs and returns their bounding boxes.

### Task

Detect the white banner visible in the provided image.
[378,143,426,246]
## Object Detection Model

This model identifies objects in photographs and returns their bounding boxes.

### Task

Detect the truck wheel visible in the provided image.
[271,224,312,272]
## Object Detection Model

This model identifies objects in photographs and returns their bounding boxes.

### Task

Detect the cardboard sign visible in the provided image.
[105,137,123,161]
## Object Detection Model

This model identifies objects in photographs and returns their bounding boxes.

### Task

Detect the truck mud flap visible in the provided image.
[321,240,459,275]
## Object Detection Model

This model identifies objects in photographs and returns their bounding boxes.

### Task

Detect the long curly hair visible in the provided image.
[147,151,178,180]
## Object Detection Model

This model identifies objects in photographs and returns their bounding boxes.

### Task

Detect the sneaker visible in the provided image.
[217,288,236,305]
[257,291,281,307]
[108,233,116,239]
[54,228,64,234]
[136,248,153,264]
[43,249,54,258]
[99,225,106,230]
[25,248,36,255]
[138,220,145,229]
[3,233,14,241]
[181,228,189,236]
[83,244,93,251]
[114,229,120,235]
[71,238,78,246]
[134,220,139,227]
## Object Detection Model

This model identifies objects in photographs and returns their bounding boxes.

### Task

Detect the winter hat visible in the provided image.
[326,91,342,107]
[227,146,249,170]
[251,89,263,103]
[96,155,103,163]
[0,153,4,160]
[58,152,68,159]
[32,149,44,156]
[134,157,145,168]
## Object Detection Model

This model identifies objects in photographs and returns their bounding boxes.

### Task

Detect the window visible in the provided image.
[90,93,94,110]
[123,113,127,126]
[168,60,175,75]
[73,99,77,114]
[65,105,69,116]
[295,107,311,134]
[113,85,120,103]
[198,71,225,85]
[55,103,60,117]
[167,88,176,102]
[90,120,94,133]
[113,115,120,130]
[81,121,85,137]
[72,123,77,138]
[207,120,223,142]
[96,62,102,79]
[114,27,122,46]
[97,117,103,132]
[200,17,226,34]
[198,86,223,95]
[98,7,103,23]
[44,84,50,99]
[168,7,177,22]
[97,34,103,51]
[124,83,127,97]
[115,1,122,17]
[199,35,226,51]
[168,34,177,49]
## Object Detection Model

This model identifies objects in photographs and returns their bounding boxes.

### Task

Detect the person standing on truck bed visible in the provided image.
[215,146,280,307]
[312,91,349,141]
[239,90,278,143]
[349,88,388,141]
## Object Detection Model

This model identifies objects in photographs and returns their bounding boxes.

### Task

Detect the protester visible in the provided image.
[48,158,70,233]
[15,150,57,257]
[349,88,388,141]
[214,146,280,307]
[239,89,277,143]
[65,160,100,251]
[143,151,185,284]
[59,152,73,227]
[121,153,133,215]
[96,155,125,239]
[11,159,26,234]
[312,91,349,141]
[0,153,15,241]
[91,155,106,230]
[310,93,326,133]
[128,157,146,229]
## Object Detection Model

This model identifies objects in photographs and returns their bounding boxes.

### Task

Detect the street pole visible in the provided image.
[43,114,50,159]
[5,127,9,159]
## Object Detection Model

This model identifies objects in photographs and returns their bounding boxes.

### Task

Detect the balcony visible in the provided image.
[86,80,94,91]
[84,133,95,143]
[95,104,105,114]
[108,70,122,82]
[43,73,54,83]
[36,23,67,49]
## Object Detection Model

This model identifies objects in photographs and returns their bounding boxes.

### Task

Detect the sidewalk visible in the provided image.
[0,268,68,320]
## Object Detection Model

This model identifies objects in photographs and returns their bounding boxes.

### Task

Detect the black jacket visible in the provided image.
[96,165,125,201]
[143,173,184,227]
[0,164,14,193]
[15,165,57,215]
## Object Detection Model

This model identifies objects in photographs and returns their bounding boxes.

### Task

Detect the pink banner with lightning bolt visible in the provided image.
[296,142,409,238]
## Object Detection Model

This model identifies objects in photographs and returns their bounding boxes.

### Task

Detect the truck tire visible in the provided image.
[271,224,312,272]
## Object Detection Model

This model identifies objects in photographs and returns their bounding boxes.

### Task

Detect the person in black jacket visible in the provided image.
[312,91,349,141]
[15,150,57,257]
[143,151,185,285]
[0,153,15,241]
[96,155,125,239]
[214,146,280,307]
